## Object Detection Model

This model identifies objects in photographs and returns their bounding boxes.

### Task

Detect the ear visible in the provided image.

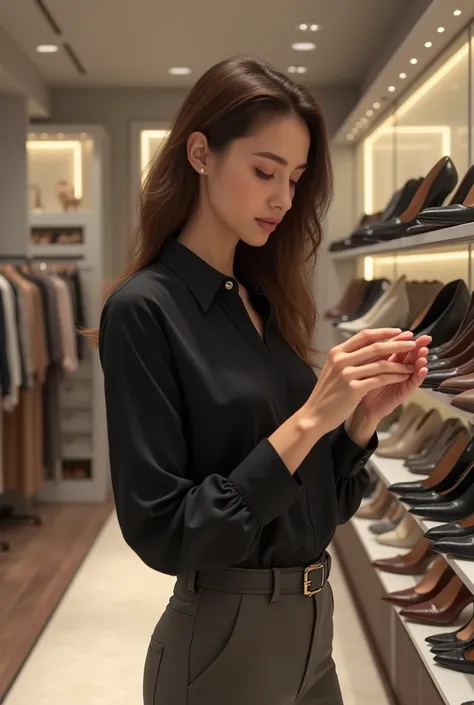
[187,131,211,175]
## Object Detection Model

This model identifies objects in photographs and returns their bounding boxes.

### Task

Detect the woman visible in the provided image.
[97,56,429,704]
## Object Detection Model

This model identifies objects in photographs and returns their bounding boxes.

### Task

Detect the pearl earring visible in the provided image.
[200,167,206,174]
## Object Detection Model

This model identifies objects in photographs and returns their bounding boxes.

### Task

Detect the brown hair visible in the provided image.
[88,55,333,367]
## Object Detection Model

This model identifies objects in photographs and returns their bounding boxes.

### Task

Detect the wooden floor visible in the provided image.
[0,502,113,702]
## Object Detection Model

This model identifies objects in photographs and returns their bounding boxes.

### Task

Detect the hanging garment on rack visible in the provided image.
[49,274,78,373]
[0,275,21,411]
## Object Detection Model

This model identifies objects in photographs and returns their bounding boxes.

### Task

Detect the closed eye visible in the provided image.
[256,168,299,189]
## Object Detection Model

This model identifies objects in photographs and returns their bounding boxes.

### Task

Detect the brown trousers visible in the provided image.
[143,576,343,705]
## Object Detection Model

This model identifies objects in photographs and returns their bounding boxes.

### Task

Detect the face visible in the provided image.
[194,115,310,247]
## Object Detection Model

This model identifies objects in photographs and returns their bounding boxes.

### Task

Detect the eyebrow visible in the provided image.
[252,151,307,170]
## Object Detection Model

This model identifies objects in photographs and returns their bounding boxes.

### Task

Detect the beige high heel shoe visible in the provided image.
[356,486,393,520]
[377,408,443,459]
[377,513,423,548]
[378,403,423,450]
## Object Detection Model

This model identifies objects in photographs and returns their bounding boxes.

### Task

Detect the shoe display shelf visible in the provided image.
[351,515,474,705]
[421,389,474,423]
[330,222,474,260]
[369,451,474,599]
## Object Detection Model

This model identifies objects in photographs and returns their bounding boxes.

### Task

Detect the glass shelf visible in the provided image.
[27,131,96,215]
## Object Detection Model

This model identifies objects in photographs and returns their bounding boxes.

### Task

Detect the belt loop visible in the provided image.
[187,571,197,594]
[270,568,281,603]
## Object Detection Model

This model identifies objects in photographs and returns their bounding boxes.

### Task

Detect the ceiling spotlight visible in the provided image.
[347,134,354,141]
[388,85,396,92]
[57,132,65,139]
[454,9,462,16]
[310,24,320,31]
[298,23,308,31]
[361,117,368,124]
[437,27,445,33]
[291,42,316,51]
[296,66,308,74]
[36,44,58,53]
[288,66,296,73]
[356,121,362,129]
[169,66,191,75]
[399,72,407,79]
[410,58,418,64]
[373,101,381,109]
[425,41,433,48]
[366,109,373,116]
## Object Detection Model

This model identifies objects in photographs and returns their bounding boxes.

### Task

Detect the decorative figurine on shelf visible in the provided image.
[29,183,44,213]
[56,180,82,211]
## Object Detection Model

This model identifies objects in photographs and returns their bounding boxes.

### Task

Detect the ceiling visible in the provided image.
[0,0,422,89]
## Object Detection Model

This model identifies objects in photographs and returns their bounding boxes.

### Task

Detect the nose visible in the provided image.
[269,182,293,213]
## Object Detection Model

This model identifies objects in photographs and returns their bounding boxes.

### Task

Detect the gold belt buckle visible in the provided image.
[303,563,325,596]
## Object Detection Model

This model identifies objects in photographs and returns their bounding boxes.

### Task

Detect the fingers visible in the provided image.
[344,339,417,367]
[346,360,415,380]
[340,328,403,353]
[353,372,412,394]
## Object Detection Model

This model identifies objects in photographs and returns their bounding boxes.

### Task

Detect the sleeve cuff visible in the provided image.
[229,438,303,526]
[330,424,378,478]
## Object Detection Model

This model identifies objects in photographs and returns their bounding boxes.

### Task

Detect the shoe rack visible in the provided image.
[26,125,111,503]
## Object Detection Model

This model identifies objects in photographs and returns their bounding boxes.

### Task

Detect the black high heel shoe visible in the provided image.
[352,156,458,244]
[407,164,474,234]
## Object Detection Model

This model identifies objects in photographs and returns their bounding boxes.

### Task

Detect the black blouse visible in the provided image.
[99,237,377,576]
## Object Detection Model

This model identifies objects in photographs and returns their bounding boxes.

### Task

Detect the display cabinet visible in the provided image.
[26,125,111,504]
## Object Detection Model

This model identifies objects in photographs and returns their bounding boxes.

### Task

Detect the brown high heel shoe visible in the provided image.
[399,575,474,625]
[382,556,454,606]
[324,278,367,320]
[372,536,434,575]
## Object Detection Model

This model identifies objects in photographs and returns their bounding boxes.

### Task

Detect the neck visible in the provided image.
[178,200,238,278]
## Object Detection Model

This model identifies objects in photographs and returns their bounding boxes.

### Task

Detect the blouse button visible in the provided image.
[225,280,234,290]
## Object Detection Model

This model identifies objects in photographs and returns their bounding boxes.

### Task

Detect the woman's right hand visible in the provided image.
[305,328,417,436]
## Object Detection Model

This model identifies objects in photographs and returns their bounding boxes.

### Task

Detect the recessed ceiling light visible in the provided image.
[57,132,64,139]
[361,117,368,124]
[288,66,296,73]
[169,66,191,75]
[298,23,308,31]
[36,44,58,53]
[296,66,308,74]
[366,109,373,116]
[347,134,354,141]
[425,41,433,48]
[437,26,445,33]
[388,85,396,92]
[454,9,462,16]
[40,133,48,139]
[291,42,316,51]
[399,72,407,79]
[356,121,362,129]
[309,24,320,31]
[410,58,418,64]
[373,101,381,109]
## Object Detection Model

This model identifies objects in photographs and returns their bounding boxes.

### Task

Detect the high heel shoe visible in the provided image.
[353,157,458,243]
[412,279,471,350]
[390,433,474,495]
[376,409,443,459]
[377,403,423,450]
[376,513,423,548]
[407,164,474,234]
[324,278,367,321]
[426,608,474,646]
[372,536,434,575]
[428,291,474,361]
[381,556,454,606]
[356,486,392,520]
[409,463,474,521]
[425,513,474,542]
[399,575,474,625]
[404,420,467,473]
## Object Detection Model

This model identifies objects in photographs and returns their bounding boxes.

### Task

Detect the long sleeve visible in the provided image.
[329,423,377,524]
[99,289,303,576]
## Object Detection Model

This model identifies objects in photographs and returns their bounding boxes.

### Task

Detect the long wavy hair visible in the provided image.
[87,56,333,367]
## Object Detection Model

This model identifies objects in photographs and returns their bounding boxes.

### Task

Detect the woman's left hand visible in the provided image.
[349,330,430,431]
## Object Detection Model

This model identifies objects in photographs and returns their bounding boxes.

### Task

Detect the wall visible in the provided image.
[44,85,358,276]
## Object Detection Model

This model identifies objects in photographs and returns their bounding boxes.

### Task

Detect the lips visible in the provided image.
[256,218,280,233]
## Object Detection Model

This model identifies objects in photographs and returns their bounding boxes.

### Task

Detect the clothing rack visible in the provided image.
[0,257,87,547]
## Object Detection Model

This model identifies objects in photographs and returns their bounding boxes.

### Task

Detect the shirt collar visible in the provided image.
[158,237,237,312]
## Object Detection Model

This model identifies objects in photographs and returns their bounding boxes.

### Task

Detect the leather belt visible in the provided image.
[181,552,331,599]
